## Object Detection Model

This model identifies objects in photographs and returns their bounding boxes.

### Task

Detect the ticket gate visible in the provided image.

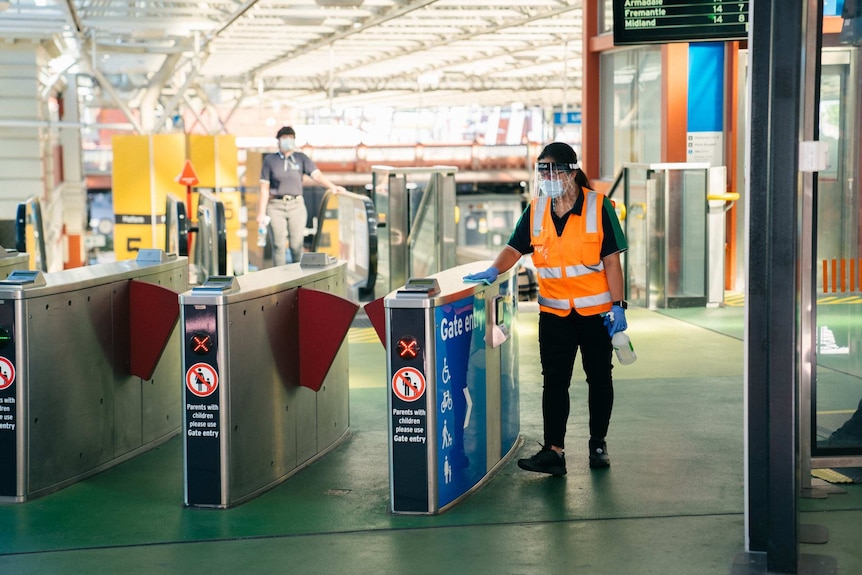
[370,166,458,300]
[15,197,47,272]
[0,250,188,502]
[367,263,520,514]
[179,256,358,508]
[0,246,29,279]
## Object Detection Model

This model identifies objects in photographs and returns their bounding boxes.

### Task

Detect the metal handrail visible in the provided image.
[606,167,625,199]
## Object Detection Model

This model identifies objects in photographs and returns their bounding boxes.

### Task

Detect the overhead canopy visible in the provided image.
[0,0,585,120]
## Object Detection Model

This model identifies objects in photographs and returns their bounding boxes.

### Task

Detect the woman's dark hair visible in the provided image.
[538,142,591,190]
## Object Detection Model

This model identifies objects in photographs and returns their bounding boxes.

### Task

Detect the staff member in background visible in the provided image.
[258,126,346,266]
[464,142,628,476]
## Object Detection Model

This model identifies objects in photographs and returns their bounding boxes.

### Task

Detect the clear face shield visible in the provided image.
[533,162,579,199]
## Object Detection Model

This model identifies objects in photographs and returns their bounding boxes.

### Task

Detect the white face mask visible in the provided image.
[279,137,296,153]
[539,179,564,198]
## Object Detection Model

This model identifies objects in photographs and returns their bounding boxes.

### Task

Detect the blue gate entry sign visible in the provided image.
[435,294,487,508]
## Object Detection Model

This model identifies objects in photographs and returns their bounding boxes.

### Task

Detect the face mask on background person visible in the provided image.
[279,137,296,153]
[539,179,564,197]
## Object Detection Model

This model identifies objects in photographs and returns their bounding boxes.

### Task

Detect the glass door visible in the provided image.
[812,51,862,458]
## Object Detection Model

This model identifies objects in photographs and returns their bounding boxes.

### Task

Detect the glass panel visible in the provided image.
[409,181,438,278]
[598,0,614,34]
[456,194,523,259]
[373,167,457,293]
[668,170,707,299]
[646,172,665,308]
[814,56,862,454]
[599,47,662,180]
[626,165,708,308]
[623,166,650,307]
[334,192,375,295]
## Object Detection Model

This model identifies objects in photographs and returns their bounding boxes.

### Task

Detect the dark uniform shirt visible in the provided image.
[507,192,628,258]
[260,151,317,198]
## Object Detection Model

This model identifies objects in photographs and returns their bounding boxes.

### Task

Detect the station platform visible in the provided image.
[0,302,859,574]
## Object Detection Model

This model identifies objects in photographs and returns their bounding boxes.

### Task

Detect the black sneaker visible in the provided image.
[517,445,566,476]
[589,440,610,469]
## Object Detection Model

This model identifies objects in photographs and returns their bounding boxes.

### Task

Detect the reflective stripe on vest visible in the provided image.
[539,292,615,313]
[565,262,604,277]
[537,295,570,310]
[584,191,598,234]
[537,262,605,280]
[573,291,612,309]
[532,196,549,237]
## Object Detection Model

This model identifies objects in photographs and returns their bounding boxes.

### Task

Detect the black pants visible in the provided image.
[538,309,614,449]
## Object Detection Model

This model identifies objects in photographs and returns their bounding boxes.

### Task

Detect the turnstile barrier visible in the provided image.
[180,257,357,508]
[15,197,47,272]
[0,250,188,502]
[615,163,731,308]
[0,246,30,279]
[370,165,458,300]
[370,262,520,514]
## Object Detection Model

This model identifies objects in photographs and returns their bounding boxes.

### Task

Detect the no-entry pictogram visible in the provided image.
[0,357,14,390]
[186,363,218,397]
[392,367,426,402]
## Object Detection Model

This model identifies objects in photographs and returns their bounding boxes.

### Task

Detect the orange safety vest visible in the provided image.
[530,191,613,317]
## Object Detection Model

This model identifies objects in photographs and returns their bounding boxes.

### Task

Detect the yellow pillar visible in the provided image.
[111,134,186,260]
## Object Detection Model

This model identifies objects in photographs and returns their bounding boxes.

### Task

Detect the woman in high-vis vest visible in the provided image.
[464,142,629,476]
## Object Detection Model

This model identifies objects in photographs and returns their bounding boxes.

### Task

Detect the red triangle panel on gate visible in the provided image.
[129,280,180,380]
[364,296,386,349]
[297,287,359,392]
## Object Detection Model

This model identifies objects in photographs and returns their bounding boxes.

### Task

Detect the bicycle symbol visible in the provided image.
[440,390,453,413]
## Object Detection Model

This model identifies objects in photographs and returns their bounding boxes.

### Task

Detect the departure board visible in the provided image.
[613,0,750,45]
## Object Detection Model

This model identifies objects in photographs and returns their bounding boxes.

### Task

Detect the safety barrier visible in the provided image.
[821,258,862,293]
[311,190,378,301]
[15,197,47,272]
[0,246,29,279]
[0,250,188,502]
[84,144,537,177]
[165,193,189,257]
[609,163,733,309]
[180,256,357,508]
[366,262,520,514]
[371,165,458,300]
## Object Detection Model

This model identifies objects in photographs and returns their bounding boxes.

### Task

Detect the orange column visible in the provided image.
[725,42,742,290]
[581,0,602,182]
[662,43,689,163]
[65,233,84,269]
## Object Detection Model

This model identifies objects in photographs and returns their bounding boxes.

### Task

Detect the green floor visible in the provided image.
[0,305,859,574]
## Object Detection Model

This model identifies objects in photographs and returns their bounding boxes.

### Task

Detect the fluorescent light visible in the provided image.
[315,0,364,6]
[282,17,326,26]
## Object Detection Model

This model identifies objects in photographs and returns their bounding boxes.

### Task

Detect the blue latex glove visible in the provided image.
[603,305,628,336]
[463,266,499,286]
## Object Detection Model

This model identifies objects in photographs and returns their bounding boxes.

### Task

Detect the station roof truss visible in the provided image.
[0,0,584,126]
